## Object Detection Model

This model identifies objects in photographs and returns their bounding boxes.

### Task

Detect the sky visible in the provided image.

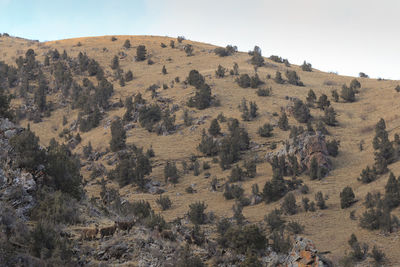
[1,0,399,79]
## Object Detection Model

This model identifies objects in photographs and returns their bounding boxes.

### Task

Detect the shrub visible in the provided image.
[323,107,337,126]
[274,71,284,84]
[214,45,237,57]
[229,165,245,182]
[156,195,172,210]
[278,112,289,130]
[326,139,340,157]
[208,119,221,136]
[301,61,312,71]
[164,161,179,184]
[384,172,400,209]
[285,70,303,86]
[317,94,330,110]
[221,225,266,254]
[395,85,400,92]
[110,118,126,152]
[184,44,194,56]
[256,87,272,96]
[139,104,161,131]
[340,186,355,209]
[370,245,385,265]
[215,65,226,78]
[331,90,339,102]
[292,100,310,123]
[287,221,304,234]
[359,72,369,78]
[270,230,291,253]
[177,36,185,43]
[262,171,287,203]
[188,202,207,225]
[281,192,297,215]
[258,123,273,137]
[340,84,356,102]
[162,65,167,75]
[198,130,218,156]
[265,209,285,231]
[306,89,316,106]
[236,74,251,88]
[223,183,244,200]
[123,40,131,49]
[315,191,327,209]
[170,40,175,48]
[111,55,119,70]
[136,45,147,61]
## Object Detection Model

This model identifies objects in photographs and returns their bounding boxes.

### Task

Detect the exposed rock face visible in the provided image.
[0,118,38,219]
[266,131,332,174]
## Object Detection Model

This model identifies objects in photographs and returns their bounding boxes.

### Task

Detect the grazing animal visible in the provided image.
[81,228,98,240]
[114,219,135,233]
[100,225,116,238]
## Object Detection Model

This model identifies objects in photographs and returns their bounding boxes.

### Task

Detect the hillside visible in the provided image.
[1,34,400,266]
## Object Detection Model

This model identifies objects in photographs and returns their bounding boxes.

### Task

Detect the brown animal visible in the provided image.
[114,219,135,233]
[81,227,98,240]
[100,225,116,238]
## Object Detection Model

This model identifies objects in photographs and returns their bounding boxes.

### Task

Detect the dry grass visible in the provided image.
[2,34,400,265]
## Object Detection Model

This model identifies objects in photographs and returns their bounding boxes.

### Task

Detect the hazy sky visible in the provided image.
[1,0,399,79]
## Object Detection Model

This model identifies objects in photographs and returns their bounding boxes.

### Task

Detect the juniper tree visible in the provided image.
[215,65,226,78]
[125,70,133,82]
[136,45,147,61]
[373,119,394,173]
[110,118,126,152]
[323,107,338,126]
[184,44,193,56]
[331,90,339,102]
[162,65,167,75]
[208,119,221,136]
[292,100,310,123]
[317,94,330,110]
[164,161,179,184]
[278,112,289,131]
[301,61,312,72]
[250,45,264,67]
[285,70,303,86]
[306,89,316,107]
[111,55,119,70]
[281,192,297,215]
[258,123,273,137]
[315,191,326,209]
[340,84,356,102]
[340,186,355,209]
[123,39,131,49]
[274,71,284,84]
[384,172,400,209]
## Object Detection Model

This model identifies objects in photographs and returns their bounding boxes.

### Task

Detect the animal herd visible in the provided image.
[80,219,136,241]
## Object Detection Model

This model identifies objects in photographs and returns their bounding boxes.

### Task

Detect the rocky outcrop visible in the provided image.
[266,131,332,174]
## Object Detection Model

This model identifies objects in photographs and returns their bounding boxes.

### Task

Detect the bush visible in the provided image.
[340,84,356,102]
[139,104,162,131]
[256,87,272,96]
[287,221,304,234]
[278,112,289,130]
[331,90,339,102]
[285,70,303,86]
[292,100,310,123]
[270,230,291,253]
[370,245,385,265]
[236,74,251,88]
[323,107,337,126]
[214,45,237,57]
[265,209,285,231]
[326,139,340,157]
[262,171,287,203]
[258,123,273,137]
[274,71,284,84]
[164,161,179,184]
[224,183,244,200]
[221,225,266,254]
[111,55,119,70]
[340,186,355,209]
[177,36,185,43]
[315,191,327,209]
[215,64,226,78]
[281,192,297,215]
[250,46,264,67]
[301,61,312,71]
[123,40,131,49]
[184,44,193,56]
[136,45,147,61]
[156,195,172,211]
[198,130,219,156]
[188,202,207,225]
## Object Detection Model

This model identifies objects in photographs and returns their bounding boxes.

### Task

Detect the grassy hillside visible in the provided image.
[2,34,400,265]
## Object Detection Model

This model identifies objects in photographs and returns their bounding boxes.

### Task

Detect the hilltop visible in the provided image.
[1,34,400,266]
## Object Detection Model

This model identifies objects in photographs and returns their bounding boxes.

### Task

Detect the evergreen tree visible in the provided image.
[373,119,394,173]
[208,119,221,136]
[315,191,327,209]
[136,45,147,61]
[331,90,339,102]
[110,118,126,152]
[309,157,319,180]
[317,94,330,110]
[274,71,284,84]
[162,65,167,75]
[340,84,356,102]
[323,107,338,126]
[125,70,133,82]
[384,172,400,208]
[340,186,355,209]
[278,112,289,131]
[306,89,316,107]
[281,192,297,215]
[111,55,119,70]
[123,39,131,49]
[215,65,226,78]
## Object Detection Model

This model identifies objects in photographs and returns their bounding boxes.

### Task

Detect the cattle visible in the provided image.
[81,227,98,240]
[100,225,116,238]
[114,219,135,233]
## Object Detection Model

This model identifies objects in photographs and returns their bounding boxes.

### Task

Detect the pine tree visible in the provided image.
[309,157,319,180]
[274,71,284,84]
[373,119,394,174]
[315,191,326,209]
[306,89,316,107]
[384,172,400,208]
[323,107,338,126]
[123,39,131,49]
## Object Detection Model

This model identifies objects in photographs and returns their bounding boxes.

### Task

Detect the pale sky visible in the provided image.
[1,0,399,79]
